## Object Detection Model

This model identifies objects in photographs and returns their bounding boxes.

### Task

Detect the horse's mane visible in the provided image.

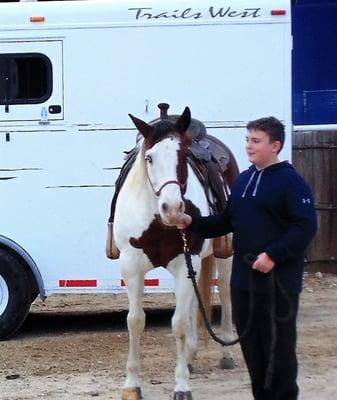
[122,140,149,198]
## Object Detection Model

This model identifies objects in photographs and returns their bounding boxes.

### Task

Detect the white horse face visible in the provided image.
[129,106,191,226]
[145,136,186,225]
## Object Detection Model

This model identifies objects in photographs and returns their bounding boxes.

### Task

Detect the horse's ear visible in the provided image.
[175,107,191,134]
[128,114,153,138]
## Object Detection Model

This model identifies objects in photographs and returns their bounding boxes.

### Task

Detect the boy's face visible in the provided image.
[246,129,281,169]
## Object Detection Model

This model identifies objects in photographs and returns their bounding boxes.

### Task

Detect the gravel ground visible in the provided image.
[0,272,336,400]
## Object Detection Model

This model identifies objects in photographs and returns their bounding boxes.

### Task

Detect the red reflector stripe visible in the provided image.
[121,279,160,287]
[145,279,159,286]
[59,280,97,287]
[271,10,286,15]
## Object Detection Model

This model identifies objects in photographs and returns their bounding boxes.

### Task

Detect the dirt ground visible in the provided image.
[0,272,336,400]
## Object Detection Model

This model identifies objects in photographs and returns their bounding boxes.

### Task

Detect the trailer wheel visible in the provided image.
[0,249,31,340]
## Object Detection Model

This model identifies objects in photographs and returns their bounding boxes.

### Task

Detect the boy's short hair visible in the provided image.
[246,117,285,153]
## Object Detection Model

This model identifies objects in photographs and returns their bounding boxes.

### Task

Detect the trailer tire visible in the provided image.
[0,249,31,340]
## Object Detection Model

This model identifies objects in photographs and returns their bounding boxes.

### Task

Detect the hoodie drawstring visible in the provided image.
[241,170,256,198]
[252,170,264,196]
[242,169,264,198]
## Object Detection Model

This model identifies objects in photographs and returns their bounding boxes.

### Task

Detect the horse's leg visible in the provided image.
[186,292,198,373]
[169,256,201,400]
[186,254,215,374]
[185,253,214,374]
[121,256,146,400]
[216,256,236,369]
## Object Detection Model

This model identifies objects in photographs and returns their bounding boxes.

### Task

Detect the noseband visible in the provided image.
[152,180,187,197]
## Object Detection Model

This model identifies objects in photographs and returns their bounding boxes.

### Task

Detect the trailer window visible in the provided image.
[0,53,52,105]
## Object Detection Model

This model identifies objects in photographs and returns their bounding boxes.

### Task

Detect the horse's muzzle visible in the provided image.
[160,200,185,226]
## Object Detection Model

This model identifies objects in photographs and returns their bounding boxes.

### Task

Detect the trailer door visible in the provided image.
[0,40,63,122]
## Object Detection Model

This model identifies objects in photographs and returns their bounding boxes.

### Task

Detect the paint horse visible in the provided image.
[114,107,238,400]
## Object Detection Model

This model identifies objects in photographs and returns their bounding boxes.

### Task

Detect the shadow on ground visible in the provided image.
[17,306,221,339]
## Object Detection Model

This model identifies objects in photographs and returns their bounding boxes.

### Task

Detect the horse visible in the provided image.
[113,107,238,400]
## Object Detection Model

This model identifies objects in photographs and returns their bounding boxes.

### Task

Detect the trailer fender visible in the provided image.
[0,235,46,300]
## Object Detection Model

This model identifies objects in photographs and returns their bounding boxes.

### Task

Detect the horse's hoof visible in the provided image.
[219,357,235,370]
[187,363,193,373]
[173,391,193,400]
[122,387,143,400]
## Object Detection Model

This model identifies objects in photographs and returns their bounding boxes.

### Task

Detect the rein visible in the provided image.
[180,231,294,390]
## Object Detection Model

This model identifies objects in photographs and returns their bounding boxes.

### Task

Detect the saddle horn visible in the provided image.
[158,103,170,119]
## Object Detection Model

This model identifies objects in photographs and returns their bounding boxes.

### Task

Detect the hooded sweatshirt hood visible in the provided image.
[241,161,293,198]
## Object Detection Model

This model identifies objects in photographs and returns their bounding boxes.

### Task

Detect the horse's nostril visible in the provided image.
[179,201,184,212]
[162,202,169,212]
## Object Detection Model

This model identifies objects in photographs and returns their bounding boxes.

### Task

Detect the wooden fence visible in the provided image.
[292,130,337,273]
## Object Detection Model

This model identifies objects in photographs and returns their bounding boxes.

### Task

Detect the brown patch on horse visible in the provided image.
[176,141,190,194]
[129,200,204,267]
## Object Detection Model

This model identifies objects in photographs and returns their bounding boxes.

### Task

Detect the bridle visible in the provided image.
[151,180,187,197]
[143,141,188,197]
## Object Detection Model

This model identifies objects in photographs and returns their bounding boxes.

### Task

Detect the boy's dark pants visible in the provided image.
[231,287,300,400]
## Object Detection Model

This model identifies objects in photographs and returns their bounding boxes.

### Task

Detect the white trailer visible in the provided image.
[0,0,291,338]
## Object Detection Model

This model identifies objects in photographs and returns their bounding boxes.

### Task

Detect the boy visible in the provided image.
[178,117,317,399]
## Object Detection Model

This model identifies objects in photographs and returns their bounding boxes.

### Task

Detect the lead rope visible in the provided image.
[181,231,255,347]
[266,271,277,390]
[180,231,294,390]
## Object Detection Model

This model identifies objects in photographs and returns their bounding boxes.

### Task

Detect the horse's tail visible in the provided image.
[198,254,215,340]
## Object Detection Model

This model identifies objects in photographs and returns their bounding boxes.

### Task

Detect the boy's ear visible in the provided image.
[272,140,282,153]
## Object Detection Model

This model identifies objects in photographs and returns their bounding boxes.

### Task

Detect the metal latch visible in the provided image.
[39,107,49,125]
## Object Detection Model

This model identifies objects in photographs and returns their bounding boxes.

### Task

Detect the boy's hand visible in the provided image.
[252,252,275,273]
[176,214,192,230]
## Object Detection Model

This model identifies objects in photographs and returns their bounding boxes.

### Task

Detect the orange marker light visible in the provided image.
[30,16,45,23]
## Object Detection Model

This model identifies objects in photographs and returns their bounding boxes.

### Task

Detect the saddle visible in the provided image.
[106,104,234,259]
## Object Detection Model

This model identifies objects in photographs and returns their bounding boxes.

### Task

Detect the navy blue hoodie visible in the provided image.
[190,161,317,293]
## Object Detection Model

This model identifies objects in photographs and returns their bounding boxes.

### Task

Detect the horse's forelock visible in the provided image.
[144,120,177,149]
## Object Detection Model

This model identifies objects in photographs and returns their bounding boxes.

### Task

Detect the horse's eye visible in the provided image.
[145,155,153,164]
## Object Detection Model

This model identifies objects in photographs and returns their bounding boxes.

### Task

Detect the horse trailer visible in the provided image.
[1,0,295,338]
